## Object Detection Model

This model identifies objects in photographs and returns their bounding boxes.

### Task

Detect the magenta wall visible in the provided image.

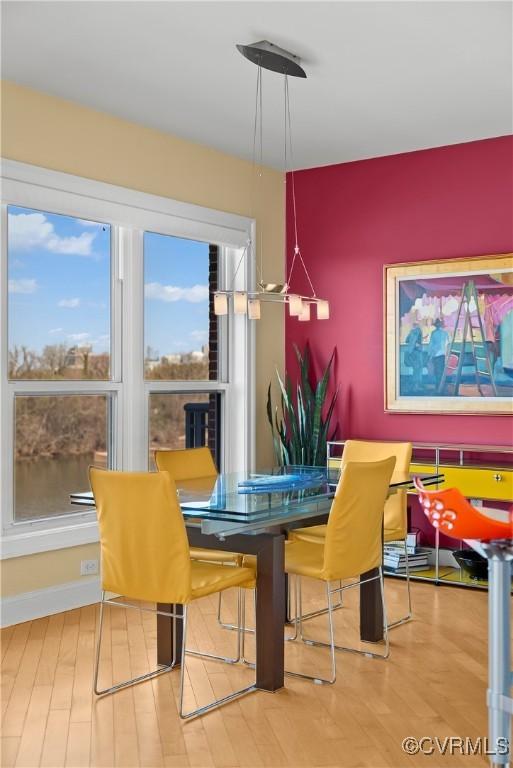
[285,136,513,446]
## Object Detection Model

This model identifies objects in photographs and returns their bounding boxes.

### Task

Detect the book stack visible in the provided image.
[384,536,430,574]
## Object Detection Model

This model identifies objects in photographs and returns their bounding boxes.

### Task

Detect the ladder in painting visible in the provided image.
[438,280,497,396]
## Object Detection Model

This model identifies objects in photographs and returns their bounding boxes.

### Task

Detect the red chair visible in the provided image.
[414,478,512,542]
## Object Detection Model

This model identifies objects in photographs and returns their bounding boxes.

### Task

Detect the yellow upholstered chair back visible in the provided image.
[323,457,396,581]
[154,447,217,482]
[90,468,192,605]
[341,440,412,540]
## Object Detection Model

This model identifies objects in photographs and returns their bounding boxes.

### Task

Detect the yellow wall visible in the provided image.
[1,81,285,598]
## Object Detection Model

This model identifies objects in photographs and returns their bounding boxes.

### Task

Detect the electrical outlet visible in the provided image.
[80,559,98,576]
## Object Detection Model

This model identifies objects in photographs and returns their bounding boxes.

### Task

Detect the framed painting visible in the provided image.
[385,254,513,414]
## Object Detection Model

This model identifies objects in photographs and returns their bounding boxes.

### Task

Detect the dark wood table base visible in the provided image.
[156,521,384,692]
[157,529,285,692]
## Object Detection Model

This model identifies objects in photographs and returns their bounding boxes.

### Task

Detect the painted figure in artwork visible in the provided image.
[398,272,513,398]
[428,318,449,391]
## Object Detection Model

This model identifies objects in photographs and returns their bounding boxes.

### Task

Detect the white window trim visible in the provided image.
[1,159,256,559]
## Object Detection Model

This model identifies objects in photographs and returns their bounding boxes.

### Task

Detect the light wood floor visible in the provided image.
[1,579,500,767]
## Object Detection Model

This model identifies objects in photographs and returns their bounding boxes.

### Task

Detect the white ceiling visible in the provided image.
[2,1,512,170]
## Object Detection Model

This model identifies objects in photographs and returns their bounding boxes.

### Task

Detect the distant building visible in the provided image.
[64,344,93,369]
[161,353,182,365]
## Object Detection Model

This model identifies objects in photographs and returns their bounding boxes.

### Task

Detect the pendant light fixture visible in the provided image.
[213,40,329,322]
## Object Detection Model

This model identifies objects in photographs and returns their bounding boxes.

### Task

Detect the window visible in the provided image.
[148,392,221,469]
[8,206,111,380]
[1,160,254,556]
[14,394,110,521]
[144,233,218,381]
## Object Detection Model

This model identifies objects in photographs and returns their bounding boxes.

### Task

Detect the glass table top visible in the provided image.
[70,465,444,536]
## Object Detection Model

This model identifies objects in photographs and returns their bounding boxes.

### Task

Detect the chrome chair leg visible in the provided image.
[217,589,256,635]
[387,537,413,630]
[94,592,257,717]
[93,593,176,696]
[179,597,256,719]
[301,569,391,661]
[285,579,337,685]
[295,578,344,624]
[187,588,243,665]
[285,575,300,641]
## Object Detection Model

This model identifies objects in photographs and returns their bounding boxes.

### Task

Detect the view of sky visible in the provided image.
[7,206,210,359]
[144,231,209,358]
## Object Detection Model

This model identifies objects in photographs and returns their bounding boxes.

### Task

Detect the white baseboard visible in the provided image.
[1,577,101,627]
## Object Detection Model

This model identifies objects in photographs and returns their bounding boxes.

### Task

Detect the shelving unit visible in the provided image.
[327,440,513,590]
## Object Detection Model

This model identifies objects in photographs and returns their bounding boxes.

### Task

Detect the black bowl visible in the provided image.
[453,549,488,581]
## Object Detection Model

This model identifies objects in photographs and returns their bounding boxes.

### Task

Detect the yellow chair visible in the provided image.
[154,447,246,634]
[284,456,396,684]
[90,467,256,718]
[292,439,413,628]
[154,448,240,564]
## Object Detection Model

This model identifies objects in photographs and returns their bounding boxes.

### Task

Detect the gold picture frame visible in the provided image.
[384,253,513,414]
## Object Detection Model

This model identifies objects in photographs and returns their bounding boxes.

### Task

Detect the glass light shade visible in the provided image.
[248,298,261,320]
[234,291,248,314]
[288,294,303,316]
[298,302,311,322]
[316,299,330,320]
[214,292,228,315]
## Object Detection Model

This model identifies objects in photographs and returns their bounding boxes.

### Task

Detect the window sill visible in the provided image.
[1,519,99,559]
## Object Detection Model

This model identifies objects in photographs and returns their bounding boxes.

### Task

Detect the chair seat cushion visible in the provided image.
[190,561,255,600]
[190,548,242,565]
[290,524,327,543]
[284,540,326,580]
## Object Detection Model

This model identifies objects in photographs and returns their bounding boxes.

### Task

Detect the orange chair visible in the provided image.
[414,478,513,541]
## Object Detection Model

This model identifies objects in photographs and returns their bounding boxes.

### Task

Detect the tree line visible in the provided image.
[11,345,209,460]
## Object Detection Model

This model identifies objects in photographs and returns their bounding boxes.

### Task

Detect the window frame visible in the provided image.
[0,159,256,558]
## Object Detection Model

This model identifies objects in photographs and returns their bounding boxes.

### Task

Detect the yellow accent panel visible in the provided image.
[155,447,217,482]
[410,462,437,475]
[411,463,513,501]
[341,441,412,540]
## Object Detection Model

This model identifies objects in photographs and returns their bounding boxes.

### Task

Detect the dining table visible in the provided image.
[71,464,444,693]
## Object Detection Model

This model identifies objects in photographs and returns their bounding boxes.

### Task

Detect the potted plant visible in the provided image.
[267,345,338,467]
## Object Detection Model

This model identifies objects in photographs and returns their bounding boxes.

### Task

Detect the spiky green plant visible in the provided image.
[267,345,338,467]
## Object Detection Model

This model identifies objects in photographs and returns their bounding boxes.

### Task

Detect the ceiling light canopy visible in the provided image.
[213,40,329,322]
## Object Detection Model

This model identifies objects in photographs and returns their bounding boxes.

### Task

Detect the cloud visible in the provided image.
[144,282,208,303]
[9,211,97,256]
[8,278,37,294]
[190,329,208,341]
[49,328,64,335]
[58,298,81,308]
[67,332,91,342]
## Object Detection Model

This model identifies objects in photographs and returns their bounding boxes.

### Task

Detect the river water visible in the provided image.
[15,454,96,521]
